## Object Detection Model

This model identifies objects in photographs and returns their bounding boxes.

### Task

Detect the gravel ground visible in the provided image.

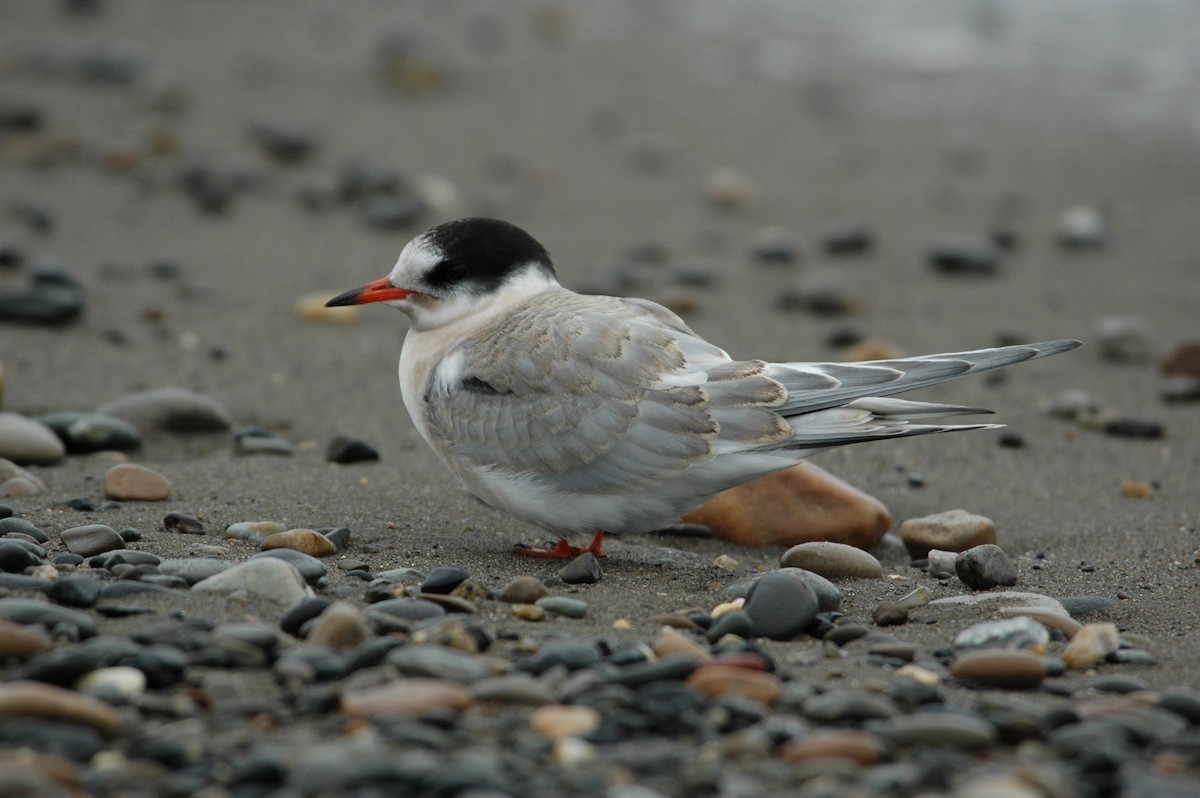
[1,2,1198,797]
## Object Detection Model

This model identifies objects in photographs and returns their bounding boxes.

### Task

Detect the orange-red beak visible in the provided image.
[325,277,413,307]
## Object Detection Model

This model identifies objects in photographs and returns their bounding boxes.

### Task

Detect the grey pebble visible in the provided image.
[362,598,445,623]
[325,434,380,464]
[192,558,312,605]
[928,234,1002,276]
[720,568,841,612]
[1058,595,1118,617]
[706,609,754,643]
[559,552,601,584]
[388,644,491,683]
[0,597,97,637]
[163,510,204,535]
[233,427,294,456]
[743,571,818,640]
[470,674,557,705]
[535,596,588,619]
[44,575,102,608]
[820,221,874,256]
[0,540,39,573]
[0,267,84,327]
[869,712,998,749]
[61,524,124,557]
[956,544,1017,590]
[157,557,234,584]
[96,387,233,433]
[34,412,142,453]
[1089,675,1150,694]
[803,690,899,723]
[420,565,469,594]
[0,412,66,465]
[516,641,601,674]
[250,549,327,584]
[0,517,48,542]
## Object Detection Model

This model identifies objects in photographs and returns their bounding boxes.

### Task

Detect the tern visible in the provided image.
[327,217,1079,558]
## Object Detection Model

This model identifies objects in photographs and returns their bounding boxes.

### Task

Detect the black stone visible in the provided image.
[516,641,601,674]
[956,544,1017,590]
[1103,418,1165,439]
[0,267,84,325]
[0,517,48,543]
[163,510,204,534]
[0,504,12,519]
[325,434,380,464]
[280,597,333,637]
[45,575,102,608]
[0,597,97,637]
[928,235,1001,276]
[820,222,875,256]
[419,566,469,595]
[706,609,754,644]
[0,718,103,762]
[0,541,40,572]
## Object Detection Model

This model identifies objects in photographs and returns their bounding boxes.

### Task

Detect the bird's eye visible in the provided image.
[427,258,469,288]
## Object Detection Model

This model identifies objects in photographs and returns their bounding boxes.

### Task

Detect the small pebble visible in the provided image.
[1102,417,1164,439]
[103,463,170,501]
[955,617,1049,652]
[163,510,204,535]
[261,529,337,558]
[530,704,601,739]
[1057,205,1107,249]
[1161,340,1200,377]
[60,524,124,557]
[956,544,1017,590]
[96,388,233,433]
[306,602,369,651]
[1121,480,1154,499]
[559,552,601,585]
[873,602,909,627]
[192,558,312,605]
[420,566,469,595]
[1062,622,1121,669]
[704,167,759,211]
[749,226,802,266]
[781,542,883,579]
[900,509,996,559]
[1094,316,1152,363]
[778,730,886,765]
[498,575,549,604]
[325,434,380,464]
[225,520,285,543]
[35,412,142,454]
[743,571,818,640]
[686,665,781,706]
[342,678,470,718]
[928,234,1002,276]
[535,596,588,619]
[0,413,66,465]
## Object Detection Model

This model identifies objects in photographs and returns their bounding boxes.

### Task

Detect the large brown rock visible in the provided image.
[682,463,891,549]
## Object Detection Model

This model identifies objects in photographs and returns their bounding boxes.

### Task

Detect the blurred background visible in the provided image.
[1,0,1196,432]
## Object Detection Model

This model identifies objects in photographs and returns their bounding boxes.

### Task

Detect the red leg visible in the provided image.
[513,529,604,559]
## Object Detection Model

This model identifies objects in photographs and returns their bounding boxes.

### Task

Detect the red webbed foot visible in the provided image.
[512,529,604,559]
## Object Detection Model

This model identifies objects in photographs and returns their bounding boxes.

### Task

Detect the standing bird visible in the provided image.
[327,218,1079,558]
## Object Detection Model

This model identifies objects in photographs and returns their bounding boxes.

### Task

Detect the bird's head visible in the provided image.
[326,217,558,331]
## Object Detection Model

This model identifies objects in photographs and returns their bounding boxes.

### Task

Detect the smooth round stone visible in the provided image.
[1094,316,1152,363]
[1057,205,1107,249]
[0,540,39,573]
[95,388,232,433]
[781,542,883,579]
[706,609,753,644]
[325,434,380,464]
[322,527,351,551]
[342,678,470,718]
[1159,688,1200,724]
[870,712,998,749]
[954,617,1049,651]
[498,575,549,604]
[415,593,478,615]
[927,234,1002,276]
[44,575,102,608]
[103,463,169,501]
[470,674,557,705]
[743,571,818,640]
[156,557,233,584]
[35,412,142,454]
[363,598,445,623]
[686,665,781,706]
[1103,417,1165,439]
[955,544,1017,590]
[307,601,369,652]
[535,596,588,619]
[511,603,545,621]
[0,413,65,465]
[873,602,909,627]
[604,652,699,687]
[900,509,996,559]
[260,529,336,558]
[163,510,204,535]
[249,549,326,584]
[0,269,83,326]
[280,596,333,636]
[0,517,47,542]
[420,566,469,595]
[0,618,53,658]
[1062,622,1121,669]
[95,549,161,567]
[779,730,886,765]
[820,222,875,257]
[559,553,601,585]
[0,680,120,736]
[896,585,933,610]
[1088,675,1150,695]
[516,642,601,675]
[803,690,899,723]
[823,622,871,646]
[374,567,425,583]
[388,644,491,683]
[950,649,1046,689]
[224,520,284,543]
[0,477,39,498]
[76,665,146,701]
[233,427,294,456]
[60,524,124,557]
[192,558,312,605]
[531,704,601,738]
[1057,595,1118,618]
[1110,649,1157,666]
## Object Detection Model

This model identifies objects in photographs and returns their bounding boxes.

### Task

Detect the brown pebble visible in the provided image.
[652,628,713,661]
[1121,480,1154,499]
[685,665,781,706]
[0,620,53,659]
[778,730,887,765]
[450,579,490,601]
[530,704,601,739]
[498,575,549,604]
[1161,341,1200,376]
[684,462,891,549]
[104,463,171,501]
[873,602,910,627]
[900,509,996,559]
[260,529,337,557]
[511,603,546,622]
[1063,622,1121,669]
[307,601,369,651]
[950,649,1046,689]
[341,679,471,718]
[0,681,121,735]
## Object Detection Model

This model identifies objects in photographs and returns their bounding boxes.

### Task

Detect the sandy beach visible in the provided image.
[1,2,1198,795]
